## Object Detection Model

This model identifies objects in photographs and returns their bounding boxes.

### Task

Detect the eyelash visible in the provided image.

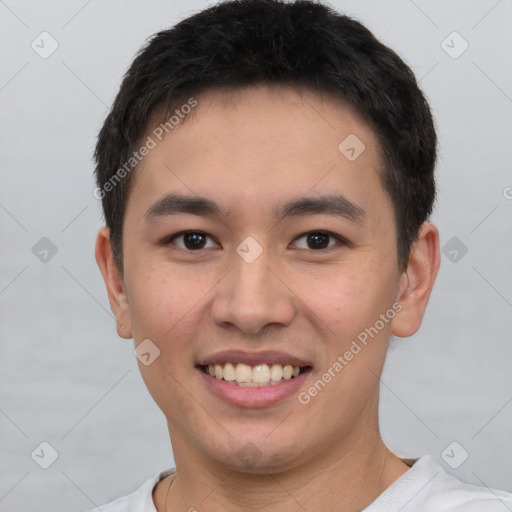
[161,230,349,252]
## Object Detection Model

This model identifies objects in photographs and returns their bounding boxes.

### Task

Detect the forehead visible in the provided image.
[128,85,390,223]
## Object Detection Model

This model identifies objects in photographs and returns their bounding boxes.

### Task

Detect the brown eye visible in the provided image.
[166,231,217,250]
[293,231,344,250]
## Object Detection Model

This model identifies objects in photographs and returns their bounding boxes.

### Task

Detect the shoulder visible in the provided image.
[366,455,512,512]
[84,467,176,512]
[424,457,512,511]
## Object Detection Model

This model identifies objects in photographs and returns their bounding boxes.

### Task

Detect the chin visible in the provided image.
[203,433,307,474]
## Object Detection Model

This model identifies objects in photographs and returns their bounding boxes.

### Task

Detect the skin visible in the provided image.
[96,84,440,511]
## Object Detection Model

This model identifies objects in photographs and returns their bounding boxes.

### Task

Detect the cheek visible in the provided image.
[137,356,200,433]
[126,264,206,415]
[298,258,397,340]
[125,259,203,341]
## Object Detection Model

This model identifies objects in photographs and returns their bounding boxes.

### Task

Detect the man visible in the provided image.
[91,0,512,510]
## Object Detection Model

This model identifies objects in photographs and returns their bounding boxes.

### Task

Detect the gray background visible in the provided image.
[1,0,511,510]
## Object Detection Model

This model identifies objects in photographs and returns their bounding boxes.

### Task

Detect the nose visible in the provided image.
[211,242,296,336]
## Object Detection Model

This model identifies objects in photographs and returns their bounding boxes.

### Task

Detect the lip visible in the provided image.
[198,366,313,408]
[197,349,312,367]
[196,350,314,408]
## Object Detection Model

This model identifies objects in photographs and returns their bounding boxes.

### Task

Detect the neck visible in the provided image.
[155,429,410,512]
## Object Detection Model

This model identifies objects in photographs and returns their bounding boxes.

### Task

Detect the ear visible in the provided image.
[392,222,440,338]
[95,227,133,339]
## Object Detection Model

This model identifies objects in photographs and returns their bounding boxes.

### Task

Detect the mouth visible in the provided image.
[199,362,311,387]
[196,350,314,407]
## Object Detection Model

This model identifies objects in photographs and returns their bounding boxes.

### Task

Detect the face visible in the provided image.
[97,85,437,473]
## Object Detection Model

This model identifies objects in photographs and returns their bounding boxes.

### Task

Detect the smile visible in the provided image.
[201,363,308,387]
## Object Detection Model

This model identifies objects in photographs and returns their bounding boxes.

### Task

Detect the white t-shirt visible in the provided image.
[87,455,512,511]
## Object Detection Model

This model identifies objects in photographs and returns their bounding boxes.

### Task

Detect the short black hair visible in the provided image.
[94,0,437,272]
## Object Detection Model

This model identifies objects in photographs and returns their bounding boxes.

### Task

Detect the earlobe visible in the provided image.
[392,222,440,338]
[95,227,133,339]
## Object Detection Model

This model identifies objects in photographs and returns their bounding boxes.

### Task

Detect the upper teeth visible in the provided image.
[205,363,302,386]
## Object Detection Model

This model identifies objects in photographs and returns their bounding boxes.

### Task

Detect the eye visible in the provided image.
[163,230,347,252]
[164,231,218,251]
[292,230,346,250]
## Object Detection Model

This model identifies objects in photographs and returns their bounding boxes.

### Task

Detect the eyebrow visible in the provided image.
[144,193,366,223]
